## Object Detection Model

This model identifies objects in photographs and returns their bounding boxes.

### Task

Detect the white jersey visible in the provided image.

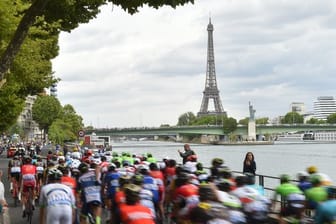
[39,183,75,224]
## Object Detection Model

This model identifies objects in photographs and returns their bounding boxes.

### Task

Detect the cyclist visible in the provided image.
[119,184,155,224]
[20,155,37,218]
[314,186,336,224]
[77,162,102,224]
[8,155,21,194]
[39,168,75,224]
[304,174,328,210]
[273,174,305,224]
[34,155,45,198]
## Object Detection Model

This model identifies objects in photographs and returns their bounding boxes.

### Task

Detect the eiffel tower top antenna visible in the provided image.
[197,18,226,117]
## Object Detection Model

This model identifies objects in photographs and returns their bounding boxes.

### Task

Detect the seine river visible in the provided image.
[112,141,336,195]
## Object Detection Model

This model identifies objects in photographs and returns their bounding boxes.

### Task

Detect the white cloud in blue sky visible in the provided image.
[52,0,336,127]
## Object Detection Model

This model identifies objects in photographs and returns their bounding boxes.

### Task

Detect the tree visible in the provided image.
[48,119,77,144]
[60,104,84,135]
[306,117,325,124]
[32,95,62,139]
[177,112,196,126]
[222,117,237,134]
[327,113,336,124]
[281,112,304,124]
[238,117,249,125]
[0,0,194,87]
[256,117,269,125]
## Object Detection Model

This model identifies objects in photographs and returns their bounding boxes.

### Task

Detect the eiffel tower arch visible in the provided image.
[198,19,227,117]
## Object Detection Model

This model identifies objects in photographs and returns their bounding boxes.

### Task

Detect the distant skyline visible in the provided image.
[52,0,336,128]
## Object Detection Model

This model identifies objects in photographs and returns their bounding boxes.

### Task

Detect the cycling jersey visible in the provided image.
[139,188,156,217]
[120,203,155,224]
[61,175,77,196]
[21,164,37,187]
[104,171,121,199]
[77,170,101,204]
[315,199,336,224]
[35,161,45,174]
[39,183,75,224]
[173,183,199,218]
[9,159,21,173]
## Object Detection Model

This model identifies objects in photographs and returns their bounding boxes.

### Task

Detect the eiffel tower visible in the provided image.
[198,18,226,117]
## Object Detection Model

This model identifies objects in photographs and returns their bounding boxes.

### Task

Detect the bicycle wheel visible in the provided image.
[26,187,33,224]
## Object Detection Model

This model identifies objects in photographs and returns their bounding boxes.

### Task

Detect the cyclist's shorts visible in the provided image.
[10,172,20,182]
[23,184,36,193]
[81,201,102,216]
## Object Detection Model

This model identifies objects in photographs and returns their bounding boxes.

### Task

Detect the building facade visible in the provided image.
[17,95,41,141]
[313,96,336,120]
[290,102,305,115]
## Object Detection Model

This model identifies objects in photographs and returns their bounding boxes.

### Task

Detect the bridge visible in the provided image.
[86,124,336,139]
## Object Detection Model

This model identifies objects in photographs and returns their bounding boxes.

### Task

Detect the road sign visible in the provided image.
[78,130,85,137]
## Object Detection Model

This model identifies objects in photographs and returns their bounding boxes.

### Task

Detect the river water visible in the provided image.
[112,141,336,195]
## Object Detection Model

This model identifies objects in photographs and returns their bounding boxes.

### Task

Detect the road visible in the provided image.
[0,155,39,224]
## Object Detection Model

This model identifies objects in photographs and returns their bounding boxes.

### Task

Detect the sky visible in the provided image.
[52,0,336,128]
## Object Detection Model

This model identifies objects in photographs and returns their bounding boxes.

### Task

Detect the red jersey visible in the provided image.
[114,190,126,207]
[120,203,155,224]
[150,170,165,201]
[61,176,77,196]
[21,164,37,187]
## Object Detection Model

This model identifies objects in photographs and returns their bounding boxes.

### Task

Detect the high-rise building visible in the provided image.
[313,96,336,120]
[290,102,305,115]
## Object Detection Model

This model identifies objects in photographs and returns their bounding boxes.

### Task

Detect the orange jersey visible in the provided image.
[61,176,77,196]
[120,203,155,224]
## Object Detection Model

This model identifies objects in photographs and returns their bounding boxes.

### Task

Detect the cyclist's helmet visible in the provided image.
[297,171,309,180]
[212,158,224,166]
[24,156,32,164]
[48,168,63,181]
[307,166,318,174]
[78,162,89,174]
[124,184,141,204]
[310,174,322,185]
[198,183,217,201]
[280,174,291,183]
[13,155,19,160]
[132,174,144,186]
[119,175,132,187]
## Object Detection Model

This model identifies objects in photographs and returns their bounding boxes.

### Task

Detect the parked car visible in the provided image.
[7,147,17,158]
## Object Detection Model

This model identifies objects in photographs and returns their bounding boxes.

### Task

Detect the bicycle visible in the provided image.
[24,186,34,224]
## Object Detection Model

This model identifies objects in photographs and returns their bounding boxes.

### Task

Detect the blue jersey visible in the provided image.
[315,200,336,224]
[104,171,121,198]
[143,175,159,203]
[77,170,101,203]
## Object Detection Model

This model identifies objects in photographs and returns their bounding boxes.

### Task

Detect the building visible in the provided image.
[290,102,305,115]
[313,96,336,120]
[17,95,41,141]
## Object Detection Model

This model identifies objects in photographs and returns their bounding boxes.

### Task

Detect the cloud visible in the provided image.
[52,0,336,127]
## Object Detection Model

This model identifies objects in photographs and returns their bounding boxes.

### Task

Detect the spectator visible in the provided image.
[178,144,195,164]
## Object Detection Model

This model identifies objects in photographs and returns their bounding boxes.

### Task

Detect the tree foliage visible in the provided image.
[222,117,237,134]
[48,119,77,144]
[32,95,62,138]
[0,0,194,86]
[327,113,336,124]
[177,112,196,126]
[238,117,249,125]
[306,117,325,124]
[60,104,84,135]
[256,117,269,125]
[281,112,304,124]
